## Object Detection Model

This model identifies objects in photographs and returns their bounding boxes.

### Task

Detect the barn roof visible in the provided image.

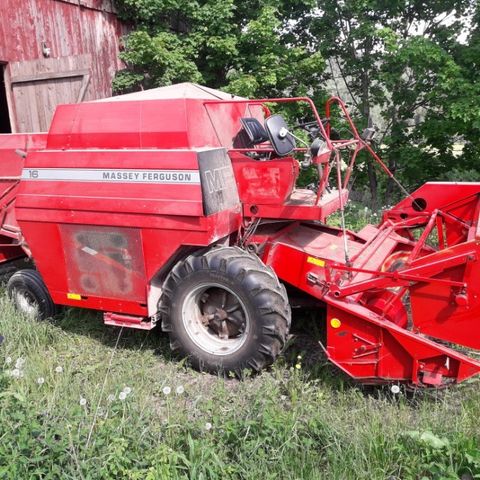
[94,82,243,103]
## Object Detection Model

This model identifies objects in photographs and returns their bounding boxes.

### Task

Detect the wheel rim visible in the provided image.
[14,288,39,317]
[181,283,250,356]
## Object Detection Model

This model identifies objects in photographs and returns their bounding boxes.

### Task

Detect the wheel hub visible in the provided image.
[15,289,38,317]
[182,284,250,355]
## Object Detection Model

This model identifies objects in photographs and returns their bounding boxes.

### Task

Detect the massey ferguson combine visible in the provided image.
[1,82,480,387]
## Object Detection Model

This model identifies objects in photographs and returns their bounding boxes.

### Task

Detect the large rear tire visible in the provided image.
[7,269,56,320]
[160,247,291,374]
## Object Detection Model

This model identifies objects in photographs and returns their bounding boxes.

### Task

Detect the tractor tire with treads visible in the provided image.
[160,246,291,374]
[7,269,56,320]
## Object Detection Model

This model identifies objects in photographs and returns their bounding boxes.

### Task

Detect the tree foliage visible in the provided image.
[304,0,478,206]
[113,0,325,101]
[113,0,480,207]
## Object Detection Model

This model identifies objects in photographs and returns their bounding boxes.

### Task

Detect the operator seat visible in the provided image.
[233,117,269,148]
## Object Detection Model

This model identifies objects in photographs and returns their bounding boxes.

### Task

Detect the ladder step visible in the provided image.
[104,312,155,330]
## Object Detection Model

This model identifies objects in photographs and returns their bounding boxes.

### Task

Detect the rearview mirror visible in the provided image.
[264,115,296,156]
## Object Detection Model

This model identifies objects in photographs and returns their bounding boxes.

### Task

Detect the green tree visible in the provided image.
[446,5,480,175]
[113,0,325,102]
[304,0,476,207]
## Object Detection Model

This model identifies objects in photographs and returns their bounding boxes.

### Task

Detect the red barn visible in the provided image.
[0,0,127,133]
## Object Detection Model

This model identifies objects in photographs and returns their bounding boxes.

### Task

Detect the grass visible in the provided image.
[1,297,480,479]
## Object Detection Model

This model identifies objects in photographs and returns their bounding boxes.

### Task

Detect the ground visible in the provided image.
[0,297,479,479]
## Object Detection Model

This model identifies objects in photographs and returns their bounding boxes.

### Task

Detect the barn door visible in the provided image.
[8,55,91,132]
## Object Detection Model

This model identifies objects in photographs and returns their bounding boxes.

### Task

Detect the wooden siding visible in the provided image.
[56,0,116,13]
[0,0,127,132]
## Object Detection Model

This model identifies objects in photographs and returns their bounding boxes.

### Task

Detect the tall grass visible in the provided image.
[1,295,479,479]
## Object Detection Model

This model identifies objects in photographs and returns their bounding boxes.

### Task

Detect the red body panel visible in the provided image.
[231,154,298,205]
[16,149,240,314]
[0,133,47,261]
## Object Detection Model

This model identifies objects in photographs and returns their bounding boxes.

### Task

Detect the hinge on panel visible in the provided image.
[352,333,381,359]
[306,272,318,284]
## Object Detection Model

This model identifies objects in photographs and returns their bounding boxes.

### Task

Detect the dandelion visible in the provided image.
[295,363,301,370]
[5,356,12,364]
[280,395,287,401]
[205,422,212,431]
[79,397,87,406]
[10,368,21,378]
[391,385,401,394]
[37,377,45,385]
[175,385,184,395]
[297,355,302,361]
[162,386,171,396]
[123,386,132,395]
[55,366,63,374]
[119,391,127,401]
[15,358,25,369]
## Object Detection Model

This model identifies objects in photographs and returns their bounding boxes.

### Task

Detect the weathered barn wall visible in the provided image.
[57,0,116,13]
[0,0,127,132]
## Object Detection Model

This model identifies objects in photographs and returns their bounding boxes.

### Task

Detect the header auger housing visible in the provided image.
[1,82,480,388]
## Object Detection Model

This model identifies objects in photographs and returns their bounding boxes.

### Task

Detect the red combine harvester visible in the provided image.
[1,82,480,387]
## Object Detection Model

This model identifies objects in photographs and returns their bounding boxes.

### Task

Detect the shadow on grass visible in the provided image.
[53,306,174,362]
[52,304,363,390]
[51,304,452,402]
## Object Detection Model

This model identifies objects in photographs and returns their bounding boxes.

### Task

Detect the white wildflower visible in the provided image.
[5,356,12,364]
[37,377,45,385]
[119,391,127,401]
[79,397,87,406]
[162,386,171,396]
[123,387,132,395]
[10,368,21,378]
[15,358,25,369]
[205,422,212,431]
[391,385,401,394]
[55,366,63,373]
[176,385,184,395]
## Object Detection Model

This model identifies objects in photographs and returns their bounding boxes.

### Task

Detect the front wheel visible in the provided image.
[7,269,56,320]
[160,247,291,374]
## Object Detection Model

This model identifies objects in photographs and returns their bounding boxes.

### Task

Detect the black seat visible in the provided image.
[240,117,269,145]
